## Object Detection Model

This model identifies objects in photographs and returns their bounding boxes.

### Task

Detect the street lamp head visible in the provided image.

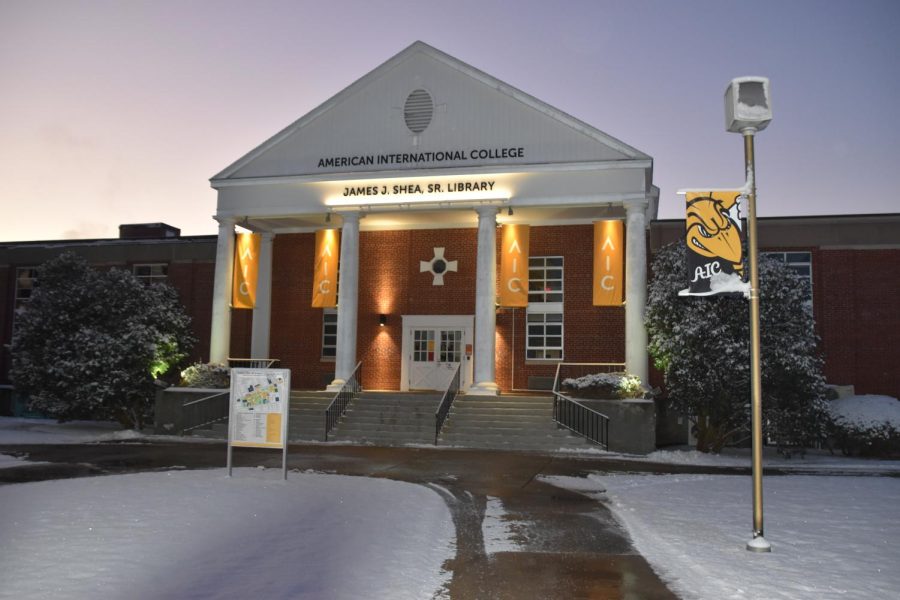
[725,77,772,134]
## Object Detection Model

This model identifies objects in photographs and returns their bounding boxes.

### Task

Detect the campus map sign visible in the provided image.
[227,368,291,479]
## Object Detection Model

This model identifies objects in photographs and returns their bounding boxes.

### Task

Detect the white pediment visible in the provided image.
[213,41,649,182]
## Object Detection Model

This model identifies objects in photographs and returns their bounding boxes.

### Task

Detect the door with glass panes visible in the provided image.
[401,316,474,392]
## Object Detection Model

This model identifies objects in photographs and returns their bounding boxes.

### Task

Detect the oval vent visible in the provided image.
[404,89,433,134]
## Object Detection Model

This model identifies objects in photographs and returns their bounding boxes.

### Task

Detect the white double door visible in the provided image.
[401,315,474,392]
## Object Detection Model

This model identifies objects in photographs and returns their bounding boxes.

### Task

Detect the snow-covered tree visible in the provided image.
[646,243,828,452]
[10,252,195,429]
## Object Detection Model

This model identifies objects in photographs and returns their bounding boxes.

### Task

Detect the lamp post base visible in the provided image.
[746,535,772,553]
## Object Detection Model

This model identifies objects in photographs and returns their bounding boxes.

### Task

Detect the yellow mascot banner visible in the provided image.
[683,190,745,296]
[499,224,530,307]
[232,232,261,309]
[312,229,340,308]
[593,220,624,306]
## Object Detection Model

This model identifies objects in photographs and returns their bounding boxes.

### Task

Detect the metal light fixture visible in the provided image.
[507,206,514,216]
[379,314,387,327]
[325,212,332,223]
[727,76,773,553]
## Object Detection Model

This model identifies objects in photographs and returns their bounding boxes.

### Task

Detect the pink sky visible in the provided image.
[2,0,898,241]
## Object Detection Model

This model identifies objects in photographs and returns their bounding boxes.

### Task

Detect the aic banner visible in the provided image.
[593,220,624,306]
[499,224,530,307]
[683,190,746,296]
[312,229,340,308]
[232,233,261,309]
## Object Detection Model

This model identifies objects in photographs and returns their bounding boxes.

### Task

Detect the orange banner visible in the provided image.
[232,233,261,309]
[312,229,340,308]
[499,224,530,307]
[593,220,624,306]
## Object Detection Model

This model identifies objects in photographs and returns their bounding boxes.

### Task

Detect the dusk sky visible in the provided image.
[2,0,898,242]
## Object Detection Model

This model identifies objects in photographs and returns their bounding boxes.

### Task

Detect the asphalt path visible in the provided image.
[0,441,750,599]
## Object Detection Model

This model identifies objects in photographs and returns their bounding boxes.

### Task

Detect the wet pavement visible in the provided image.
[0,441,735,599]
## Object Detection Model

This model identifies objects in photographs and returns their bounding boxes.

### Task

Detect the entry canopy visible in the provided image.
[211,41,658,232]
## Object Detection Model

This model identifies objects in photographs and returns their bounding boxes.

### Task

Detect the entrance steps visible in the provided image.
[288,391,334,442]
[327,392,442,446]
[438,395,597,453]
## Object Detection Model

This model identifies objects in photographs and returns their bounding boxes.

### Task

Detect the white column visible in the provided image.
[469,206,500,396]
[209,216,236,364]
[251,232,274,359]
[624,199,649,383]
[327,212,361,390]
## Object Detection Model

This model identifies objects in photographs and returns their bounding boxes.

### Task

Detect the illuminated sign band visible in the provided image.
[317,147,524,169]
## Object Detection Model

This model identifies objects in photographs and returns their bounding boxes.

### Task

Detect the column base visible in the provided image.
[325,379,346,392]
[466,382,500,396]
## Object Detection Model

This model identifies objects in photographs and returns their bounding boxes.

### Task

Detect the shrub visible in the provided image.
[180,363,230,389]
[561,372,650,399]
[826,395,900,458]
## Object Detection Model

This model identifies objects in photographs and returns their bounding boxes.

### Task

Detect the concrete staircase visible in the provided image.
[438,394,597,452]
[327,392,441,446]
[288,390,334,442]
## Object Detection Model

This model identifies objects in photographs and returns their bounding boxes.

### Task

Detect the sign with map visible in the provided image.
[228,368,290,449]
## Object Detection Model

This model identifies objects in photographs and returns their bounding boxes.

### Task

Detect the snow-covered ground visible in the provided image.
[0,468,454,600]
[543,472,900,600]
[0,417,141,445]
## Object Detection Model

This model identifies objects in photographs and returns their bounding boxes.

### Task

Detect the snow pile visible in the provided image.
[543,473,900,600]
[0,417,138,444]
[0,469,454,599]
[828,394,900,429]
[482,496,520,554]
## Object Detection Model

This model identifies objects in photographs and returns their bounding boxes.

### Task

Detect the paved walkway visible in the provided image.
[0,441,717,599]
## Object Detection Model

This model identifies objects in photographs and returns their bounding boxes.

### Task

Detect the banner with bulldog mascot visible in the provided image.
[683,190,746,296]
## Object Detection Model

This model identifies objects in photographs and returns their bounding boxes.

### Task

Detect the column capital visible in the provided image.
[623,198,649,216]
[214,215,237,227]
[339,211,361,225]
[475,205,499,219]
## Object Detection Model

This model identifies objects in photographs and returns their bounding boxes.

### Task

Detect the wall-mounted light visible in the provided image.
[325,211,332,223]
[379,314,387,327]
[507,206,514,216]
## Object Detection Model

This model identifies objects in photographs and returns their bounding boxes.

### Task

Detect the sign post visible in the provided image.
[226,368,291,480]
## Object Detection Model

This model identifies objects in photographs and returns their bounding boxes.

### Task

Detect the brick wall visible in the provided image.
[816,248,900,398]
[268,224,625,392]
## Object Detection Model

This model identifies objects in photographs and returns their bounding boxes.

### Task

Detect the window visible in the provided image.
[321,309,338,359]
[763,251,812,302]
[14,267,36,311]
[526,256,564,360]
[133,263,168,285]
[440,330,462,362]
[528,257,564,303]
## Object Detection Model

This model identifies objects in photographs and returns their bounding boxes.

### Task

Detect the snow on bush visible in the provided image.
[561,372,648,399]
[179,362,230,388]
[827,395,900,457]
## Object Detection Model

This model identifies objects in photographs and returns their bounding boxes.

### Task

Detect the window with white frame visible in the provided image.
[321,309,338,359]
[14,267,36,311]
[526,256,564,360]
[133,263,168,285]
[763,251,812,302]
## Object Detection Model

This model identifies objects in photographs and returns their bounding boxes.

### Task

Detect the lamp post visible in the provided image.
[725,76,773,553]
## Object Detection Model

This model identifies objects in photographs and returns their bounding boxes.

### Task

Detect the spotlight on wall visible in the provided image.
[325,212,332,223]
[379,314,387,327]
[507,206,514,216]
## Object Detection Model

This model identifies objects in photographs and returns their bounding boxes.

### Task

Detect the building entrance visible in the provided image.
[401,315,474,392]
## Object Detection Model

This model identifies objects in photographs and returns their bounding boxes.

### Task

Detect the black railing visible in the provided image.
[182,390,230,434]
[434,363,462,444]
[324,362,362,441]
[551,362,612,450]
[552,393,610,450]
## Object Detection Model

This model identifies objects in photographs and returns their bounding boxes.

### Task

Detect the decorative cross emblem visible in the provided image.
[420,247,458,286]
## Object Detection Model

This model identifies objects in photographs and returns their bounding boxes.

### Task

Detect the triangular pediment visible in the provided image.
[213,41,649,182]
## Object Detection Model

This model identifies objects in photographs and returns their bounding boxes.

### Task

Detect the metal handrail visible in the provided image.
[434,363,462,444]
[227,358,280,369]
[552,362,616,450]
[324,362,362,441]
[182,390,230,434]
[552,391,610,450]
